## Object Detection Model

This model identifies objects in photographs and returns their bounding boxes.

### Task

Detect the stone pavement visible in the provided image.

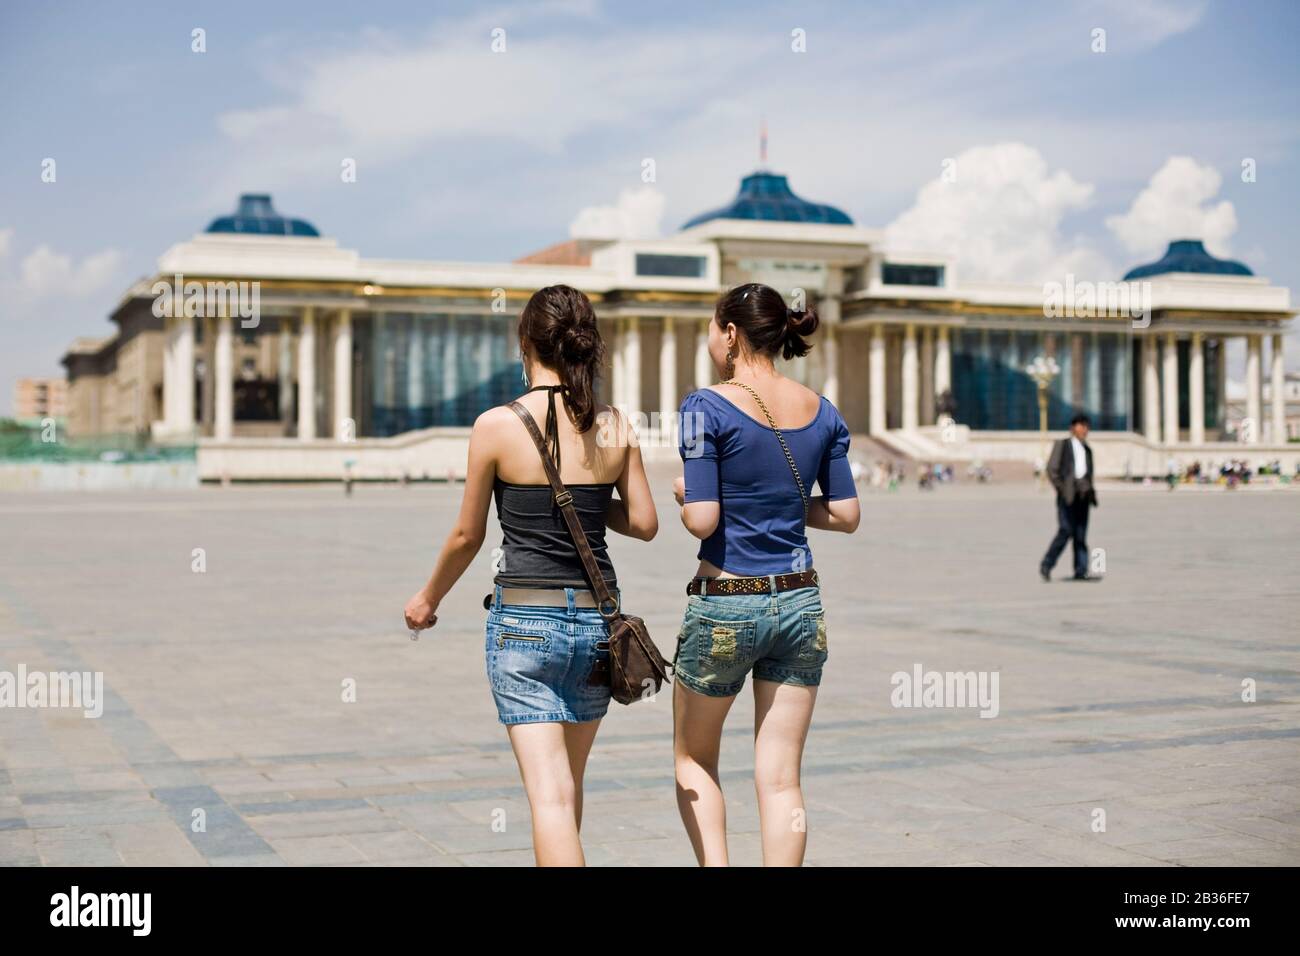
[0,478,1297,866]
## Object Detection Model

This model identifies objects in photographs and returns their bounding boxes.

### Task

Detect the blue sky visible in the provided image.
[2,0,1298,406]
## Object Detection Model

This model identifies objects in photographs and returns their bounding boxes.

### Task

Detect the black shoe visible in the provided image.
[1072,573,1097,581]
[1039,565,1051,582]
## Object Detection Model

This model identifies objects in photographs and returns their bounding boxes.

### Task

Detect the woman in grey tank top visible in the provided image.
[403,285,657,866]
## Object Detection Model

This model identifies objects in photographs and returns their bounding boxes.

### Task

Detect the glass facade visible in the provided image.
[361,313,522,435]
[882,263,945,287]
[635,253,706,278]
[952,329,1133,431]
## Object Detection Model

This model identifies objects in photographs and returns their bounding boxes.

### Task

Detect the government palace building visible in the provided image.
[61,171,1296,482]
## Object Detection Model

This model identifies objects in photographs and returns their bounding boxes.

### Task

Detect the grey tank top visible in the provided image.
[492,479,618,589]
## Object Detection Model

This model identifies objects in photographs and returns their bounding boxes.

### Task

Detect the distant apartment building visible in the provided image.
[12,377,67,424]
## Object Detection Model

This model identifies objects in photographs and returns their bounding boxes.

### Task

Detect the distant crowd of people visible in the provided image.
[1147,457,1297,489]
[848,457,989,491]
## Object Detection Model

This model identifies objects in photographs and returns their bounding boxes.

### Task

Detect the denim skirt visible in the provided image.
[484,585,612,724]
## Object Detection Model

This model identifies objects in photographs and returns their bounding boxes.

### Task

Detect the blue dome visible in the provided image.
[682,171,852,229]
[1123,239,1251,280]
[206,194,320,237]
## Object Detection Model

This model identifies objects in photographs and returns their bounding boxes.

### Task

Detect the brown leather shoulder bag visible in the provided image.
[508,401,671,705]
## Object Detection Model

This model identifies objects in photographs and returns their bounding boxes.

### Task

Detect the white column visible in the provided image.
[935,325,951,397]
[297,306,317,440]
[1189,332,1205,445]
[476,318,493,393]
[164,314,182,430]
[200,317,215,434]
[442,320,459,408]
[407,319,425,411]
[214,311,234,441]
[1271,333,1286,443]
[160,316,176,429]
[658,316,677,435]
[1245,334,1262,444]
[332,310,353,439]
[1216,338,1227,439]
[820,268,842,407]
[611,319,625,408]
[1142,334,1160,443]
[278,321,294,433]
[869,324,886,435]
[901,323,919,431]
[1162,331,1179,445]
[624,316,641,416]
[694,319,712,390]
[822,325,839,406]
[919,326,934,424]
[175,313,195,433]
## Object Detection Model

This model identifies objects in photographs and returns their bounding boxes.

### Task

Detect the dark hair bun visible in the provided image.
[559,323,596,360]
[786,307,819,338]
[519,285,605,432]
[714,283,820,361]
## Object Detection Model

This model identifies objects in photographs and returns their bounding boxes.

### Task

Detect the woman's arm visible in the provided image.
[403,411,499,630]
[672,475,720,539]
[606,413,658,541]
[806,495,860,533]
[674,392,722,539]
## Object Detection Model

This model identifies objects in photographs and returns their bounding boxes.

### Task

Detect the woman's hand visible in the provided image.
[672,474,686,507]
[404,590,438,631]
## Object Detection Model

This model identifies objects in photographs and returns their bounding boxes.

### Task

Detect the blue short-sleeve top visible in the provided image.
[678,387,856,576]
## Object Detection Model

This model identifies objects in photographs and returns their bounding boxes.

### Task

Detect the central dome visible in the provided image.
[206,194,320,237]
[1123,239,1252,280]
[682,171,853,229]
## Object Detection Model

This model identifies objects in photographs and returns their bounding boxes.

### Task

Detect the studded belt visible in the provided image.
[686,570,818,597]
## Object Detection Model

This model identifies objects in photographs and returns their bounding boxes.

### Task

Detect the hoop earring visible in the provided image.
[723,349,736,381]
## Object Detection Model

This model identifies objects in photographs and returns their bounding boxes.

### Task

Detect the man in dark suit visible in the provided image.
[1039,413,1099,582]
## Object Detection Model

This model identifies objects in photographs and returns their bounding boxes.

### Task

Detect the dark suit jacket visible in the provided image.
[1047,437,1098,507]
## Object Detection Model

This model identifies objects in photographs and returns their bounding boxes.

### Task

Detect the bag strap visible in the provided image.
[508,401,621,621]
[720,380,809,521]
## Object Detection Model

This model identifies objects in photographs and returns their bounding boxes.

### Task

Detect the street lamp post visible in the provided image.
[1026,354,1060,487]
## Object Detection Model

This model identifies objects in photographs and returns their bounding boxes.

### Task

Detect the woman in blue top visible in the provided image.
[672,282,860,866]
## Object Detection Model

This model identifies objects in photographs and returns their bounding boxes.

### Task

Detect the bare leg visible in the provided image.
[562,719,602,831]
[506,722,585,866]
[753,680,818,866]
[673,680,736,866]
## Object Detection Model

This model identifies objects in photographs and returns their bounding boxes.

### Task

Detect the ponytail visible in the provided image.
[782,305,820,360]
[714,282,820,361]
[519,285,604,431]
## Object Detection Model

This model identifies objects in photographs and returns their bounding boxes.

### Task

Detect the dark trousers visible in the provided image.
[1042,496,1090,577]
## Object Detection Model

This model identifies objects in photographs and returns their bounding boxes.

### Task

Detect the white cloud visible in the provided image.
[208,9,757,199]
[1088,0,1209,48]
[1104,156,1237,258]
[75,249,129,295]
[18,245,73,297]
[1,234,127,304]
[569,186,665,240]
[188,0,1229,238]
[884,143,1112,283]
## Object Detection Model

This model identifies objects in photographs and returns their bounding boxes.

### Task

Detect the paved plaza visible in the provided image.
[1,474,1297,867]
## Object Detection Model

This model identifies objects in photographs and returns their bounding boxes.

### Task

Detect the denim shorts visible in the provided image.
[484,585,612,725]
[672,585,828,697]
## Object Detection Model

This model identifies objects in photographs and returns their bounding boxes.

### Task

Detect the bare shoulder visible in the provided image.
[790,380,822,403]
[472,405,521,443]
[591,402,632,449]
